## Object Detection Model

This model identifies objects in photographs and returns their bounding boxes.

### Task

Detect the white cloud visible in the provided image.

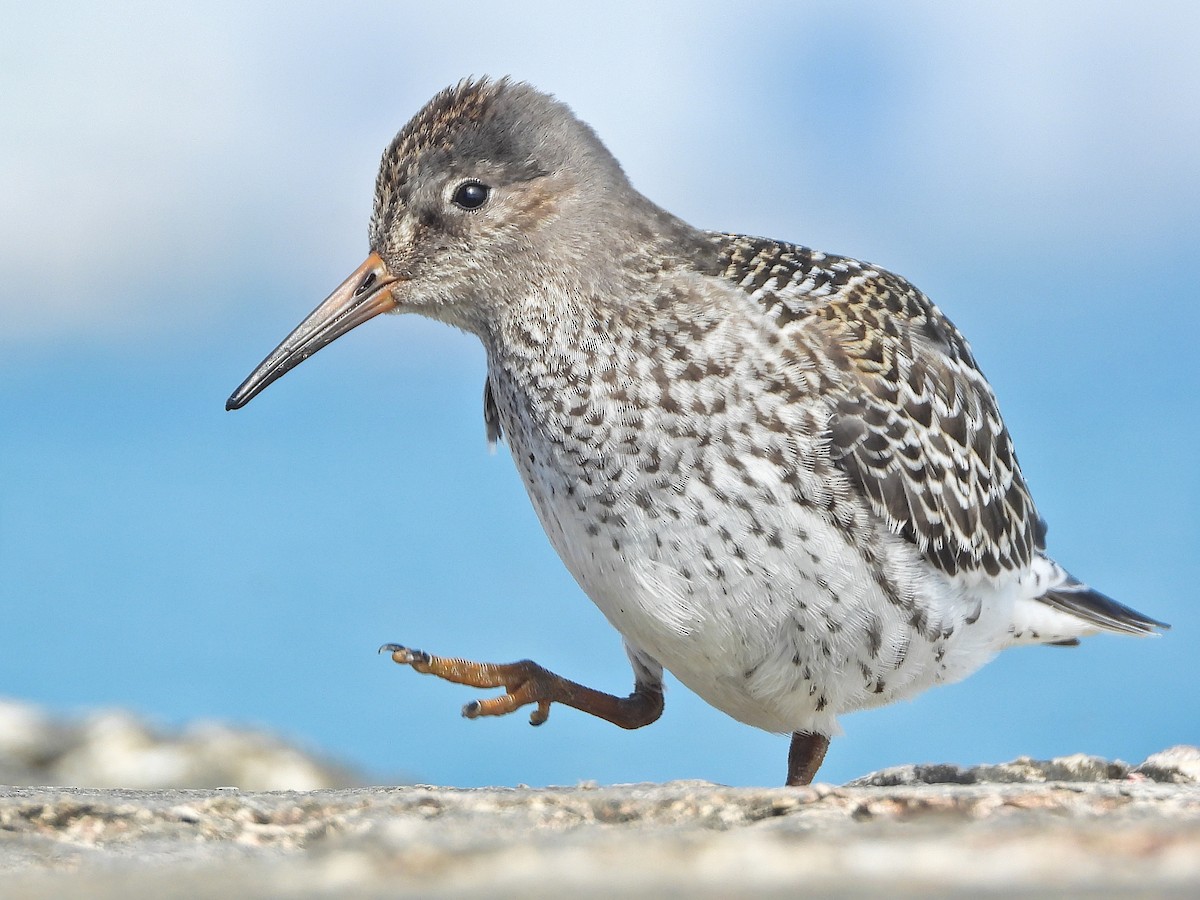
[2,1,1196,345]
[901,4,1200,223]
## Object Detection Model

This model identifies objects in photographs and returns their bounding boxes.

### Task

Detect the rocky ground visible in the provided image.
[1,699,1198,897]
[0,698,362,791]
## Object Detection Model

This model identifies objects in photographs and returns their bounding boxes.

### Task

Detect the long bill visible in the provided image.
[226,252,399,411]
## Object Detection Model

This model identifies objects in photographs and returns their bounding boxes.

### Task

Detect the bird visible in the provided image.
[226,77,1168,786]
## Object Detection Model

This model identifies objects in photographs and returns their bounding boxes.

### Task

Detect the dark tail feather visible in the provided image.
[1039,579,1170,637]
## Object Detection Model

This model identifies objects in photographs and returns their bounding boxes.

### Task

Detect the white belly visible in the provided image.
[510,431,1016,736]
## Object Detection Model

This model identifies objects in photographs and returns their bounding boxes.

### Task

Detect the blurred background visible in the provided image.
[1,0,1195,788]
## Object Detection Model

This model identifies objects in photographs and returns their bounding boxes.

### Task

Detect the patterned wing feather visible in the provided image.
[713,234,1044,578]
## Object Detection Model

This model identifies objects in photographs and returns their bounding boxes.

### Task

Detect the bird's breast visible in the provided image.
[479,299,1010,731]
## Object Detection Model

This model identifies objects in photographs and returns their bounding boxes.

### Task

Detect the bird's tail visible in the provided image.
[1037,577,1169,637]
[1007,555,1169,645]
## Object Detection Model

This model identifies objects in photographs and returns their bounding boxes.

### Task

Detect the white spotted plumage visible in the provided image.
[476,213,1164,739]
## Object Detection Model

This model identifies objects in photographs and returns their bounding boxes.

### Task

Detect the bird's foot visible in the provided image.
[379,643,663,730]
[380,643,555,724]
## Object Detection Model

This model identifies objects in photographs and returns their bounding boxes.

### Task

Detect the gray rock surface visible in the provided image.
[2,750,1199,898]
[0,698,363,791]
[849,747,1200,787]
[3,700,1197,896]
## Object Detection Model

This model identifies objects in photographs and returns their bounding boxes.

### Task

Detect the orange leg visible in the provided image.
[786,731,830,785]
[379,644,664,729]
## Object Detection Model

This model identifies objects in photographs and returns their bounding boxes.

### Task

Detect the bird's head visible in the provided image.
[226,77,642,411]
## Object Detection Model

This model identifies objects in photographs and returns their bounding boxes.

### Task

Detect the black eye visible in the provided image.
[451,181,490,210]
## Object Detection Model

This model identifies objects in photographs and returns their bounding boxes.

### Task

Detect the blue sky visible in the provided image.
[1,1,1196,787]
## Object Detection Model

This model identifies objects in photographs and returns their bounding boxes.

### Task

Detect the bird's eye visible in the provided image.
[451,181,490,210]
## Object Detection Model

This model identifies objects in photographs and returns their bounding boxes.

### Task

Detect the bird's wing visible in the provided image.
[711,233,1044,578]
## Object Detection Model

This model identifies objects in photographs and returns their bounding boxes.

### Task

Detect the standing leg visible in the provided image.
[786,731,830,785]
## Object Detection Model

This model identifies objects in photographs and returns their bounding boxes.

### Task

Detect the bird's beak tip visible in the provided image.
[224,253,397,412]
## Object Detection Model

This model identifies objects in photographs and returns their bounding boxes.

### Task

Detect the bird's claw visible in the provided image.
[529,701,551,726]
[381,644,556,725]
[379,643,433,669]
[461,690,552,726]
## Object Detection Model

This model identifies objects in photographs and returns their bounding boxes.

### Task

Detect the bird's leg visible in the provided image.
[379,644,664,729]
[786,731,830,786]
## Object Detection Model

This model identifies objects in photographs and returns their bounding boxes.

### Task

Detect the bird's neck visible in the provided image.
[475,197,722,438]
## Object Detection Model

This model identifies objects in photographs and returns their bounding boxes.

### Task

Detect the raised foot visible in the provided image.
[379,642,553,724]
[378,643,663,730]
